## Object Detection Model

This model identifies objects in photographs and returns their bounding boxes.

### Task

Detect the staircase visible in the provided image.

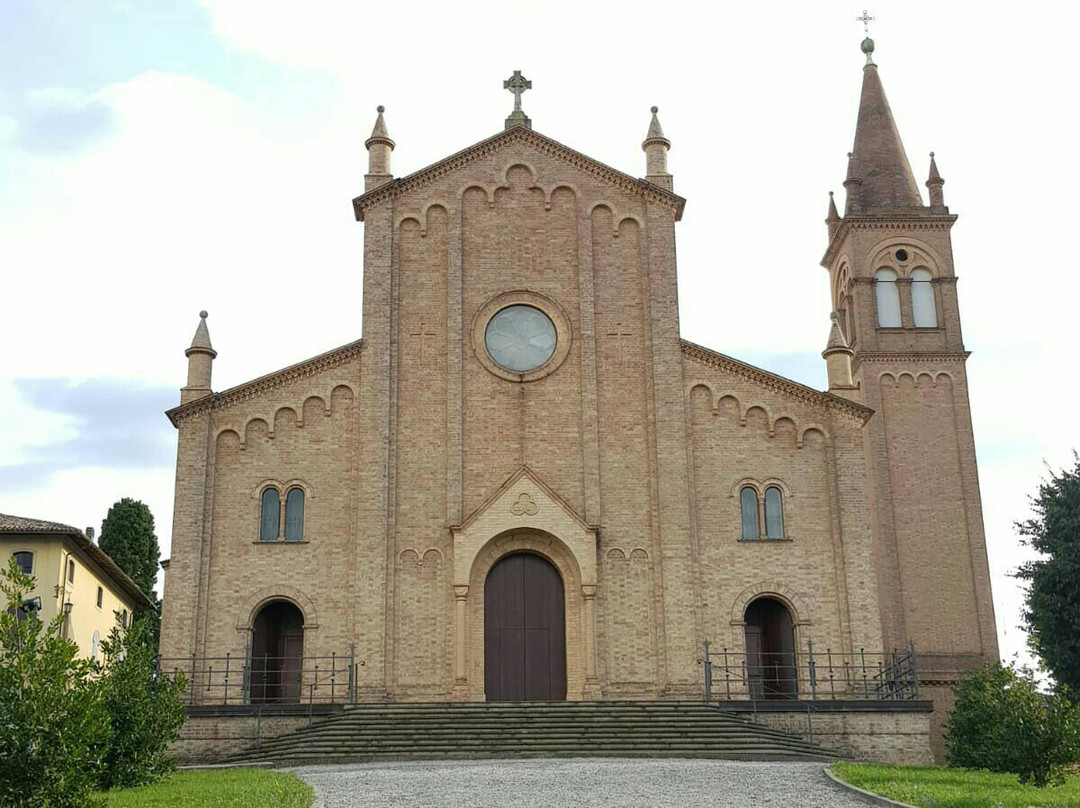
[225,702,840,766]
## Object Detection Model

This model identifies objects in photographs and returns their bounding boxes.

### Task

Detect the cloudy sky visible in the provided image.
[2,0,1077,666]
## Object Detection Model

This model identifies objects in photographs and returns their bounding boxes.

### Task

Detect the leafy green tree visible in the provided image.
[1016,454,1080,693]
[946,662,1080,787]
[0,557,109,808]
[99,498,160,597]
[97,616,187,790]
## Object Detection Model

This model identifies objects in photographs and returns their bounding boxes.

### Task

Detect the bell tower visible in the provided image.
[821,35,998,757]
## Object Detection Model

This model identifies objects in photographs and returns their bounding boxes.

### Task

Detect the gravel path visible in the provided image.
[291,758,868,808]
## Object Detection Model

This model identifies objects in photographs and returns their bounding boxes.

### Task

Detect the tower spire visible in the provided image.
[847,37,923,211]
[642,106,673,191]
[365,105,395,192]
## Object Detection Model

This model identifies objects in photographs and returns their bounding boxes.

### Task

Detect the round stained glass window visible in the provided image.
[484,305,557,373]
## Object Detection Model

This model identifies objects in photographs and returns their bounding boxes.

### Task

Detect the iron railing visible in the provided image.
[702,640,918,705]
[156,651,356,706]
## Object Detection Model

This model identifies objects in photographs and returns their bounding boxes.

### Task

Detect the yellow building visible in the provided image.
[2,513,153,660]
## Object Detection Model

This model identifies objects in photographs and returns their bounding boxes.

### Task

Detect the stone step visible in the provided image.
[225,702,839,765]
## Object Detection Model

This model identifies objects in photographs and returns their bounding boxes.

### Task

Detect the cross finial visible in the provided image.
[856,9,875,35]
[503,70,533,130]
[504,70,532,112]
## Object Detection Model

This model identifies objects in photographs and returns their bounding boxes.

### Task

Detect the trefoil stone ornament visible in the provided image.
[510,492,539,516]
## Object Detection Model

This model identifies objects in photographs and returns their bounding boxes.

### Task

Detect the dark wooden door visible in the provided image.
[745,598,797,699]
[250,601,304,703]
[484,553,566,701]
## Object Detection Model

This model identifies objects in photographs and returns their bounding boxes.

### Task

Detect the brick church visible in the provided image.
[160,38,997,758]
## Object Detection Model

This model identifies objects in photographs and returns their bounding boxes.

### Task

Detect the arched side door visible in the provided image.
[744,597,797,699]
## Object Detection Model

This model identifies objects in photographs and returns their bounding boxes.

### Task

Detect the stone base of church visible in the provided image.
[171,705,344,765]
[723,701,934,765]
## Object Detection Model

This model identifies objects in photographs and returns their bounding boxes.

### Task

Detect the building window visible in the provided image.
[740,486,760,540]
[284,488,305,541]
[12,552,33,575]
[121,609,129,628]
[67,558,75,583]
[764,486,785,539]
[911,268,937,327]
[260,488,281,541]
[96,586,104,609]
[874,268,901,327]
[92,631,100,662]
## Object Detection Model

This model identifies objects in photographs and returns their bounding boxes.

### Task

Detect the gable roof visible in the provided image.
[352,124,686,221]
[1,514,155,610]
[680,340,872,422]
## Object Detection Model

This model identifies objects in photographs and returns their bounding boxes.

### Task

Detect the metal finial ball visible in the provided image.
[930,151,935,158]
[199,310,208,319]
[651,106,658,114]
[829,191,834,197]
[861,37,875,55]
[377,105,385,113]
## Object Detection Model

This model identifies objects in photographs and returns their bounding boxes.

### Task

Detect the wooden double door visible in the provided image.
[484,553,567,701]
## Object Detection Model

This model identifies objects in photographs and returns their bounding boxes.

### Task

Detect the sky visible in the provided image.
[1,0,1077,668]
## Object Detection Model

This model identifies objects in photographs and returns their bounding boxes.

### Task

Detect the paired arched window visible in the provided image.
[874,268,901,327]
[12,552,33,575]
[260,488,280,541]
[259,485,306,542]
[910,268,937,327]
[740,485,786,540]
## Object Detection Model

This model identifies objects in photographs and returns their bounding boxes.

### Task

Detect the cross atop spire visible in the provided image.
[503,70,533,130]
[856,9,875,35]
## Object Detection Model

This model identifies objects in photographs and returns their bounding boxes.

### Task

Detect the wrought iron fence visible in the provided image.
[156,651,356,706]
[702,640,918,704]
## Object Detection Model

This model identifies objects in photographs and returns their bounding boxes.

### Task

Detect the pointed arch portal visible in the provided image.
[484,552,567,701]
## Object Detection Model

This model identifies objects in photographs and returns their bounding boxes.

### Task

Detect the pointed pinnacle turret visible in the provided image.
[365,106,394,191]
[926,151,947,210]
[182,310,215,404]
[642,106,673,191]
[848,39,923,211]
[365,106,394,150]
[186,310,216,358]
[826,191,841,240]
[823,312,856,396]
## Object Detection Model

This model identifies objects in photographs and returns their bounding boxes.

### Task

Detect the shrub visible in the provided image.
[946,662,1080,787]
[0,557,109,808]
[97,615,187,790]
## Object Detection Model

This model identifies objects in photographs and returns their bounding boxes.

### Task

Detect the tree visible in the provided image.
[0,557,109,808]
[945,662,1080,787]
[97,616,187,790]
[1015,454,1080,693]
[99,498,160,598]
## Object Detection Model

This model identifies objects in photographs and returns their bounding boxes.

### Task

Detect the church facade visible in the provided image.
[161,42,997,756]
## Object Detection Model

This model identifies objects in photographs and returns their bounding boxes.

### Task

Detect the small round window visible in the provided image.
[484,305,557,373]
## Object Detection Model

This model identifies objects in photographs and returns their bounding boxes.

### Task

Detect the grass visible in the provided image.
[102,768,314,808]
[831,762,1080,808]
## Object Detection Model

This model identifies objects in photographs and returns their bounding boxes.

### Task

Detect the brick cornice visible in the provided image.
[166,339,363,426]
[821,213,958,268]
[352,125,686,221]
[855,350,970,364]
[680,340,872,422]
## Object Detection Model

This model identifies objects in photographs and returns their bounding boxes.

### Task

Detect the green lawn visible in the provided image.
[831,762,1080,808]
[103,769,313,808]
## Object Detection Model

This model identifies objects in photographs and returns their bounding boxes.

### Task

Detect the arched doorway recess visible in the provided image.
[250,600,304,703]
[744,597,797,699]
[484,552,567,701]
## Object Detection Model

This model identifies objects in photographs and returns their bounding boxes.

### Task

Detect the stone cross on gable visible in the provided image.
[503,70,533,130]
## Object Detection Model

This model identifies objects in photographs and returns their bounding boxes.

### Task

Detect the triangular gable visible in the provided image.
[352,125,685,222]
[453,465,595,535]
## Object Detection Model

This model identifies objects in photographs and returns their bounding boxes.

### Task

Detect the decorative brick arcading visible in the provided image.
[167,339,363,426]
[352,126,685,221]
[680,340,871,422]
